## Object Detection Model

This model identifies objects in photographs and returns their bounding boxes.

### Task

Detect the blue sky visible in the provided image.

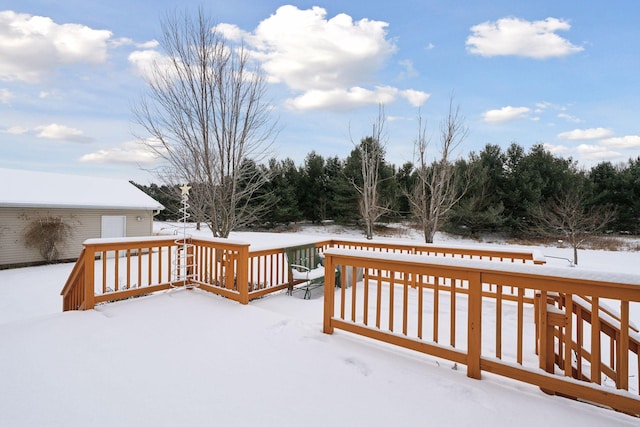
[1,1,639,183]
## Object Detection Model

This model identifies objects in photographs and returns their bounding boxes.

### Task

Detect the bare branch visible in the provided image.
[350,104,389,239]
[532,187,616,265]
[405,97,470,243]
[132,9,277,237]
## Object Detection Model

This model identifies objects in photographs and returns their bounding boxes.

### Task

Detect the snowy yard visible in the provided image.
[0,224,639,426]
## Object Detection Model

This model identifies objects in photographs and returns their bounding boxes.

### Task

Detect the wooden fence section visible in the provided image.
[62,237,546,311]
[320,239,546,264]
[322,248,640,417]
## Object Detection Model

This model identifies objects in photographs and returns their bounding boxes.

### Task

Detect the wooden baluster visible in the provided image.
[496,283,503,359]
[618,300,629,390]
[564,294,573,377]
[591,296,602,384]
[467,272,482,380]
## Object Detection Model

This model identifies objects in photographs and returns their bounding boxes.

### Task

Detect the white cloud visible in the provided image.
[601,135,640,148]
[466,17,583,59]
[131,6,423,111]
[285,86,399,111]
[215,23,246,42]
[576,143,620,160]
[2,126,28,134]
[482,106,530,123]
[557,127,613,141]
[244,6,396,91]
[535,101,552,110]
[387,116,409,122]
[400,89,430,107]
[128,49,176,80]
[557,113,582,123]
[79,139,165,165]
[535,101,573,114]
[543,143,569,155]
[137,40,160,50]
[397,59,418,79]
[35,123,91,143]
[0,88,13,103]
[110,37,158,49]
[217,6,423,111]
[0,10,112,83]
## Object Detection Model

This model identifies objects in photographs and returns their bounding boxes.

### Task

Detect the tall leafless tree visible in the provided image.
[534,188,615,265]
[351,105,388,239]
[407,98,469,243]
[134,9,277,237]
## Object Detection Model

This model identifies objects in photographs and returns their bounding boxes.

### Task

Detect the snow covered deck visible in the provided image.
[60,236,640,418]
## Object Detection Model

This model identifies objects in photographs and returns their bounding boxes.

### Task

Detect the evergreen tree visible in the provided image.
[395,162,415,217]
[268,158,303,225]
[299,152,327,223]
[236,159,276,229]
[324,156,359,223]
[447,144,507,234]
[620,157,640,234]
[502,144,577,235]
[131,182,181,221]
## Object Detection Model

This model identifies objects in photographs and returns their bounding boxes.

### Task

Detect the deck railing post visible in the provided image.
[83,245,95,310]
[323,253,335,335]
[237,244,250,305]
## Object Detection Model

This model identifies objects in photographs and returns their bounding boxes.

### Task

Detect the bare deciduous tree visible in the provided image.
[351,105,388,240]
[134,8,277,237]
[534,188,615,265]
[407,99,469,243]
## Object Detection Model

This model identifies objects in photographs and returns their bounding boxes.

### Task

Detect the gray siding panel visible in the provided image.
[0,207,156,267]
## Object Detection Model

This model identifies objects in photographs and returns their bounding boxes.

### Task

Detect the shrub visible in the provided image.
[24,216,72,262]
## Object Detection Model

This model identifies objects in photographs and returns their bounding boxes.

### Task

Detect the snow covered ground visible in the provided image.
[0,224,638,426]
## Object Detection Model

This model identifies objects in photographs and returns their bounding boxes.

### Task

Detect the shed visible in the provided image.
[0,168,164,268]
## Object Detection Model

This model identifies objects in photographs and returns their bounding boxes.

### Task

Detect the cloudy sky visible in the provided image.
[1,0,639,182]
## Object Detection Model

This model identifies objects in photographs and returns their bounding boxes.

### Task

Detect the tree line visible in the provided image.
[134,141,640,238]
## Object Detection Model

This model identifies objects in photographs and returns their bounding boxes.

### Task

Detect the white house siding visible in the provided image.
[0,207,155,268]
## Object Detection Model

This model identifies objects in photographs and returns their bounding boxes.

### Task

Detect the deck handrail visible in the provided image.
[318,239,546,264]
[61,236,547,311]
[322,248,640,417]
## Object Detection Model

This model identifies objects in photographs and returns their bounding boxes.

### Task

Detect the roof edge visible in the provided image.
[0,203,164,210]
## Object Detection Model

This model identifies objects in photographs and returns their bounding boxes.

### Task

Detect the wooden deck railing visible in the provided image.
[321,239,546,264]
[61,236,545,311]
[60,235,640,415]
[322,248,640,417]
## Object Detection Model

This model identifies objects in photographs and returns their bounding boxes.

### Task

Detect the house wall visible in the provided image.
[0,207,156,268]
